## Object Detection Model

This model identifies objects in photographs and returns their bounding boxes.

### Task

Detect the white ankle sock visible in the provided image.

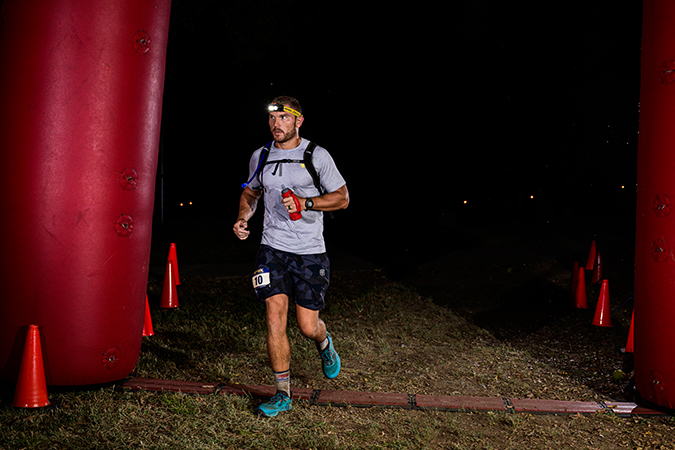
[273,369,291,397]
[317,336,329,351]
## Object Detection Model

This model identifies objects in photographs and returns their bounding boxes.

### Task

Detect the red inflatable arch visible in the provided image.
[0,1,171,385]
[635,0,675,409]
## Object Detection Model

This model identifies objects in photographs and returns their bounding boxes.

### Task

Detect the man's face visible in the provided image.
[269,109,302,144]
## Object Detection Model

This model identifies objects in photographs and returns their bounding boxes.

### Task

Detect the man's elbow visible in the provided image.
[339,191,350,210]
[337,199,349,210]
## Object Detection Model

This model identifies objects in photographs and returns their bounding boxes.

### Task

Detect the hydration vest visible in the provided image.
[242,141,324,195]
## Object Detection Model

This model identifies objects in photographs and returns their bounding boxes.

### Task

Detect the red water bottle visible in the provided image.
[281,187,302,220]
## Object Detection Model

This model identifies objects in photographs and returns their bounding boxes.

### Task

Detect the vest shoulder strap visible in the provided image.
[303,142,324,195]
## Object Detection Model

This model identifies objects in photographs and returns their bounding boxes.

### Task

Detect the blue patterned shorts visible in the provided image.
[252,245,330,310]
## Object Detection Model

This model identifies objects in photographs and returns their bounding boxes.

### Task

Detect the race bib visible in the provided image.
[252,268,270,289]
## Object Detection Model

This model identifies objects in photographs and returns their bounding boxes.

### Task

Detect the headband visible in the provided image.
[268,103,302,117]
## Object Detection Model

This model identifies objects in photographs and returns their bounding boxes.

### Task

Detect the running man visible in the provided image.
[233,96,349,417]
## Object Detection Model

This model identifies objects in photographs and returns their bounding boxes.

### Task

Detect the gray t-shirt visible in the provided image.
[246,139,346,255]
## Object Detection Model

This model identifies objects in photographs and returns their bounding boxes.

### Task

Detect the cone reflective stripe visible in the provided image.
[160,259,178,308]
[591,249,603,284]
[168,243,180,286]
[142,295,154,336]
[626,309,634,353]
[13,324,50,408]
[570,261,580,302]
[586,240,597,271]
[574,266,588,309]
[592,279,612,327]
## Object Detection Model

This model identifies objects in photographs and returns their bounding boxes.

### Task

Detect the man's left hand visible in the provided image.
[282,194,304,213]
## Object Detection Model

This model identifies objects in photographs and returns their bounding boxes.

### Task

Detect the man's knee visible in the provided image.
[296,308,324,340]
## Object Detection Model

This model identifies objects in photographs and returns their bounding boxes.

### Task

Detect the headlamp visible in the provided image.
[268,103,302,117]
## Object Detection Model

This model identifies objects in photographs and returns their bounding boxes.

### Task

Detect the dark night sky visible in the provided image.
[158,1,643,248]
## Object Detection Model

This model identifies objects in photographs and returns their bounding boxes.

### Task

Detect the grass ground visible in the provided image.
[2,219,675,449]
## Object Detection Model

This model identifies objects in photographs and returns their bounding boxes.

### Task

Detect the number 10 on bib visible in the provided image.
[252,268,271,289]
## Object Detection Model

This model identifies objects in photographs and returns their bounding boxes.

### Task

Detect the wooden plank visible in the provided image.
[121,377,673,417]
[217,384,314,402]
[416,394,507,412]
[316,389,411,408]
[510,398,604,415]
[122,377,218,394]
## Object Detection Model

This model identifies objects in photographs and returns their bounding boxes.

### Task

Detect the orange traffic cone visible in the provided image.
[592,279,612,327]
[570,261,580,302]
[13,324,50,408]
[574,266,588,309]
[585,240,597,270]
[168,243,180,286]
[591,249,603,284]
[160,259,179,308]
[625,309,634,353]
[142,295,154,336]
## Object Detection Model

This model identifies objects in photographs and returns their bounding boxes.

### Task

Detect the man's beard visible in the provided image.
[273,127,297,144]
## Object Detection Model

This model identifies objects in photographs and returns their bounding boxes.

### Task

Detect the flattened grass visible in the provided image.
[2,263,675,449]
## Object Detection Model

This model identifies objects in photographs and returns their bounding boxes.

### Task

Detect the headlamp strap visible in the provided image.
[269,103,302,117]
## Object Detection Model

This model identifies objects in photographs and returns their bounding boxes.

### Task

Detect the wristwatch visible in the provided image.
[305,198,314,211]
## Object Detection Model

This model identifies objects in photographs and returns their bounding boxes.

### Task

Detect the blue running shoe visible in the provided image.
[256,391,292,418]
[319,332,341,379]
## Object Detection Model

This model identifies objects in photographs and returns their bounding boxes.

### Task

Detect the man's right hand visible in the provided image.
[233,219,250,240]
